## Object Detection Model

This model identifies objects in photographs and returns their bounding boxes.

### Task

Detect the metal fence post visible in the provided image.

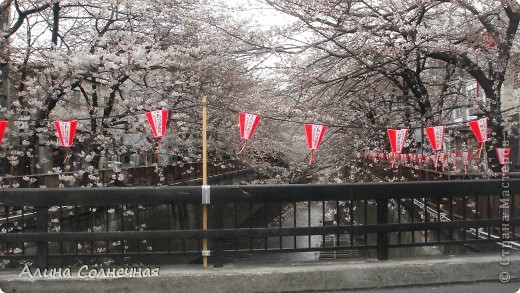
[376,199,389,260]
[211,202,224,268]
[36,206,48,268]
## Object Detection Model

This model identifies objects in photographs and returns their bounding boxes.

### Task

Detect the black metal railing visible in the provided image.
[0,179,518,268]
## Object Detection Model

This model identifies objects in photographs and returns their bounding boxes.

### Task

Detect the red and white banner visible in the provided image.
[496,148,510,165]
[54,120,78,148]
[145,110,169,138]
[468,118,487,143]
[387,128,408,154]
[0,120,7,144]
[425,126,445,151]
[305,123,327,165]
[239,112,261,140]
[238,112,262,153]
[305,124,327,150]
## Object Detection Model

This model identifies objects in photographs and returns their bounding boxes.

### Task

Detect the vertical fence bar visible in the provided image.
[265,200,269,251]
[75,205,80,255]
[322,200,326,248]
[59,206,63,256]
[352,200,356,246]
[234,202,238,252]
[336,201,340,248]
[4,206,9,255]
[363,199,367,246]
[36,206,48,269]
[397,199,402,244]
[376,199,389,260]
[167,204,172,254]
[279,201,283,250]
[449,196,454,241]
[135,205,140,254]
[462,196,467,242]
[475,194,479,240]
[249,201,253,252]
[436,198,441,242]
[91,205,96,255]
[105,206,109,255]
[293,201,297,249]
[410,198,415,244]
[424,198,428,242]
[211,202,223,268]
[21,207,26,255]
[308,201,311,248]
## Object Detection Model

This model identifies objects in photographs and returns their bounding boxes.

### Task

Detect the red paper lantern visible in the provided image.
[54,120,78,148]
[237,112,262,153]
[304,123,327,164]
[305,124,327,149]
[387,128,408,154]
[145,110,169,138]
[239,112,261,140]
[425,126,445,151]
[496,148,510,165]
[468,118,487,143]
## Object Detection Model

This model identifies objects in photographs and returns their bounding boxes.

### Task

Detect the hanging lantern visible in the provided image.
[238,112,261,153]
[496,148,511,165]
[468,117,487,143]
[54,120,78,148]
[425,126,445,151]
[145,109,169,138]
[304,123,327,165]
[425,125,445,170]
[0,120,7,144]
[387,128,408,154]
[468,117,488,161]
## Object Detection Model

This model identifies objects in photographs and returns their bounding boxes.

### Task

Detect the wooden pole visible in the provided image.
[202,96,208,188]
[202,96,208,268]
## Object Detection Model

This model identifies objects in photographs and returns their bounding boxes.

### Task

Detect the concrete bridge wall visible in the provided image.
[0,254,517,292]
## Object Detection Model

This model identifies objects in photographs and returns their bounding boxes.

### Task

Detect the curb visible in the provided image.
[0,254,518,292]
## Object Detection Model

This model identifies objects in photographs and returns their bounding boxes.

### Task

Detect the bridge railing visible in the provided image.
[0,179,518,268]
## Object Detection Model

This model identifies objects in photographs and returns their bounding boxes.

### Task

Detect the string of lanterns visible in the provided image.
[366,117,511,172]
[0,111,512,168]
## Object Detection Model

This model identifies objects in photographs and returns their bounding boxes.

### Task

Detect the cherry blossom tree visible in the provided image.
[255,0,519,177]
[0,0,265,186]
[0,0,517,186]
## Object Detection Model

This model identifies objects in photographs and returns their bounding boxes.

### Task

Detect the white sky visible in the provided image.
[215,0,295,28]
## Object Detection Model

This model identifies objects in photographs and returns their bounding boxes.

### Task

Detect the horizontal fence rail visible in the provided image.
[0,179,518,268]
